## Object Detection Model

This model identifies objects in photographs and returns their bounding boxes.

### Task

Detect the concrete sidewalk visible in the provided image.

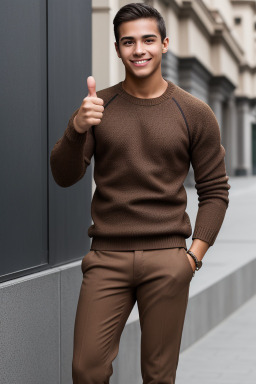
[175,175,256,383]
[176,292,256,384]
[185,174,256,299]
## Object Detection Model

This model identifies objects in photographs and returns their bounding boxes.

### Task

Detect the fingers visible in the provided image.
[81,100,104,113]
[87,76,97,97]
[84,96,104,106]
[86,118,102,126]
[87,111,103,119]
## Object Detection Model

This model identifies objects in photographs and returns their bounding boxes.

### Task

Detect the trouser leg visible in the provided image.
[72,249,136,384]
[136,247,193,384]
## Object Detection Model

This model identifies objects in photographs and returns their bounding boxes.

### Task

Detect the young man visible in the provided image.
[50,3,230,383]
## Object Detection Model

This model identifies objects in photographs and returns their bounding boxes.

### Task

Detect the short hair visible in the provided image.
[113,2,166,48]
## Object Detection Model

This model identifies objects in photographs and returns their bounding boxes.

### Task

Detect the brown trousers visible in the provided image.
[72,247,194,384]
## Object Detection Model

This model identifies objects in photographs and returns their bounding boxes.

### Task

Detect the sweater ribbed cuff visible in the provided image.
[65,113,88,144]
[192,226,218,247]
[192,199,229,247]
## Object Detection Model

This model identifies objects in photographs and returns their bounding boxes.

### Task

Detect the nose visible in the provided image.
[133,41,145,56]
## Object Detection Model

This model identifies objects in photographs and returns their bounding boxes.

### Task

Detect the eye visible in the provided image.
[145,39,154,43]
[123,41,133,45]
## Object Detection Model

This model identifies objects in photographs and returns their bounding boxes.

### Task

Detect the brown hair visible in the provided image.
[113,2,166,48]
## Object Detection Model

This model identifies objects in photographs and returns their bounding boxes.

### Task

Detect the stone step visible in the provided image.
[176,292,256,384]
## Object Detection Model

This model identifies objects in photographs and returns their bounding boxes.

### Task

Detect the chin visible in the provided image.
[126,67,156,79]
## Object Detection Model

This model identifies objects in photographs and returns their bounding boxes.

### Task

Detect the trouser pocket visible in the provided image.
[81,250,95,274]
[180,247,194,281]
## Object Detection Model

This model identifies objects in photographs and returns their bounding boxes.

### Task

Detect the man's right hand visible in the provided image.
[73,76,104,134]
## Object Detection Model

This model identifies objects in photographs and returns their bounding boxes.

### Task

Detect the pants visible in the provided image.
[72,247,194,384]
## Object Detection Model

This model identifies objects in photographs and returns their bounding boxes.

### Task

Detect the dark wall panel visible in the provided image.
[48,0,93,266]
[0,0,48,278]
[0,0,92,280]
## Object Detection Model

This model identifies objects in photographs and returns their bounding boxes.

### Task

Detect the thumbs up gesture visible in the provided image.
[73,76,104,134]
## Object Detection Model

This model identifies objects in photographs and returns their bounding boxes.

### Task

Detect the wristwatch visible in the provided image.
[186,250,203,271]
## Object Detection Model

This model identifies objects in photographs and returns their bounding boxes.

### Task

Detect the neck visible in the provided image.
[122,72,167,99]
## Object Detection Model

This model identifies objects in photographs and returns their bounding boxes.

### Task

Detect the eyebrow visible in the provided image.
[120,34,158,42]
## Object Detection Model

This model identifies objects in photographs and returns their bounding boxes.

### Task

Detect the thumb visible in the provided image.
[87,76,97,97]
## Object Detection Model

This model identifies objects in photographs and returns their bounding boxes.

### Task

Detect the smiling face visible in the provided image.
[114,18,169,81]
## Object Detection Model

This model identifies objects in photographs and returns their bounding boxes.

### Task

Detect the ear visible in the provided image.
[162,37,169,53]
[114,42,121,58]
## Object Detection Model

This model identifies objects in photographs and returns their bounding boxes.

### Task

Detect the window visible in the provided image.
[234,17,241,25]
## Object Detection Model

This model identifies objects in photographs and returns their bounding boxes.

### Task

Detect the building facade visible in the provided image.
[92,0,256,178]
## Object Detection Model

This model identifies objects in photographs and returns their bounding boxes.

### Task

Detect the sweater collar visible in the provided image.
[116,78,177,106]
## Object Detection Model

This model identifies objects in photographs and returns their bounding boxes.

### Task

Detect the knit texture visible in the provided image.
[50,79,230,250]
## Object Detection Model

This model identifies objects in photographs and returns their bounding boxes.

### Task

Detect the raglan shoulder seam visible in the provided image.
[97,83,121,109]
[171,85,215,152]
[172,96,192,155]
[91,83,121,143]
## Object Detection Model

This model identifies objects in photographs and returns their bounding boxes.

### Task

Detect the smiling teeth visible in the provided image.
[133,60,149,64]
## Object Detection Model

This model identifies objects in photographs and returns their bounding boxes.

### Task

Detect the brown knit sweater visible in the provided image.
[50,79,230,251]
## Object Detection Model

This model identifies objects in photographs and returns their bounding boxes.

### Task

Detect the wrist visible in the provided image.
[186,250,203,271]
[73,115,86,134]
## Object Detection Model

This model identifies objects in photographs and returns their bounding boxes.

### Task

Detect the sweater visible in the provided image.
[50,79,231,251]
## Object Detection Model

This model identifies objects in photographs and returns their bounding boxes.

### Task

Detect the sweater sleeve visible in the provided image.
[50,108,95,187]
[190,102,231,246]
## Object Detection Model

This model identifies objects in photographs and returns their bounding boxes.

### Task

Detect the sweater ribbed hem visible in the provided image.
[90,235,187,251]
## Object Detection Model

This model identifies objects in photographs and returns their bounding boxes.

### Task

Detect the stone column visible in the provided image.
[222,95,237,177]
[236,98,251,175]
[209,91,224,137]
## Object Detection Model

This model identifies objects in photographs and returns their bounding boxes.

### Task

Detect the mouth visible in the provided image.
[130,58,152,66]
